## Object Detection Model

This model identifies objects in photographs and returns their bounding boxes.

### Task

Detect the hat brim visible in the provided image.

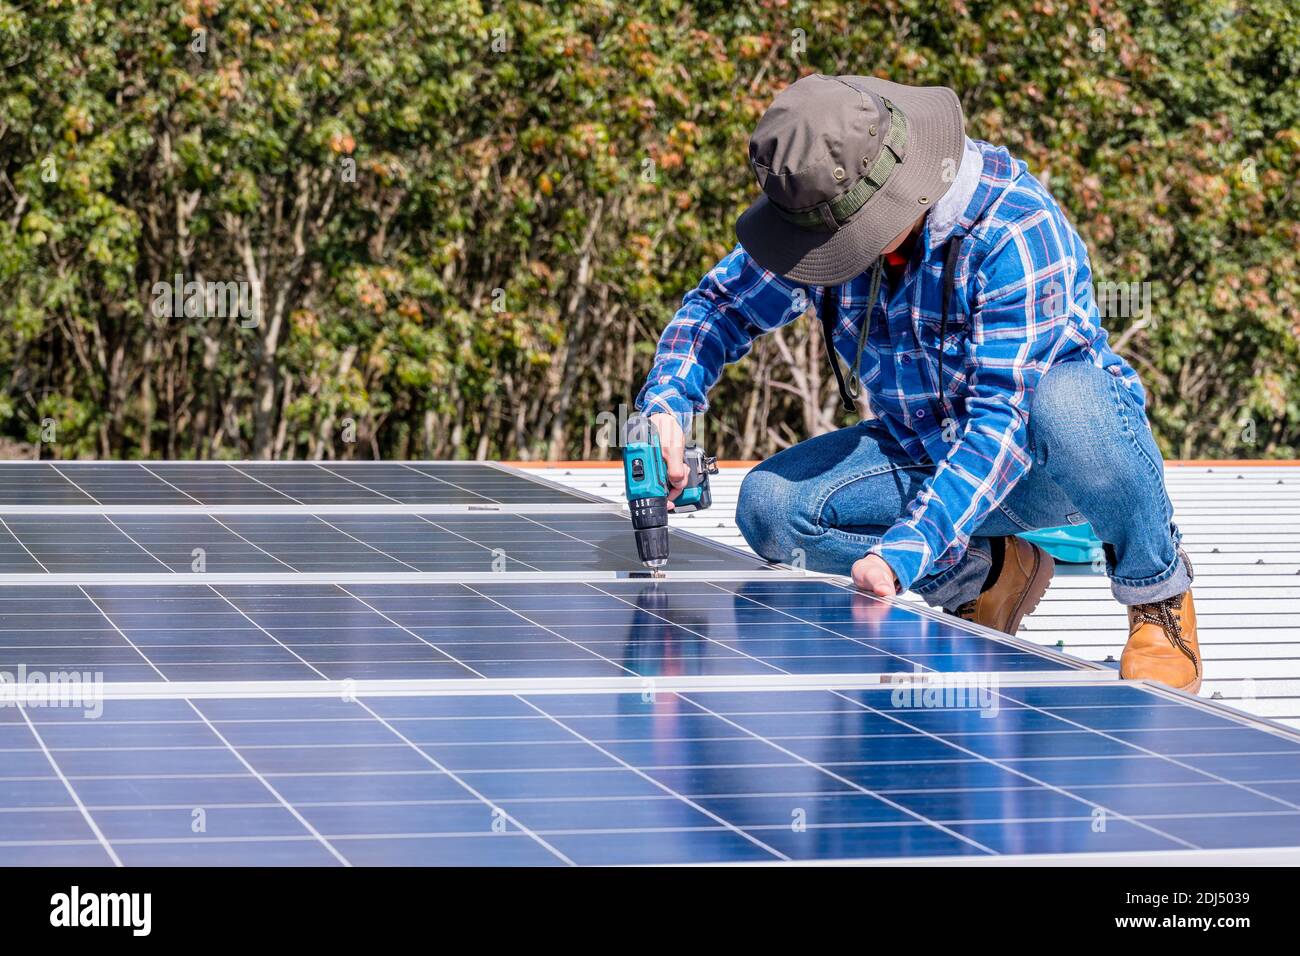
[735,79,965,286]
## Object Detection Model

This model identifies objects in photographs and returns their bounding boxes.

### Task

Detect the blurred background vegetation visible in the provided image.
[0,0,1297,461]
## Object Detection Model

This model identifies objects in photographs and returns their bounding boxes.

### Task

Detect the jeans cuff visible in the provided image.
[1111,548,1194,605]
[912,541,992,611]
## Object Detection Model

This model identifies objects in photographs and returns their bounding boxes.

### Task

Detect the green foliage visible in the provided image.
[0,0,1296,460]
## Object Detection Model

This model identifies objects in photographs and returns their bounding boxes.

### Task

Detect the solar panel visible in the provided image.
[1,460,1293,867]
[5,682,1298,866]
[0,580,1085,683]
[0,512,760,575]
[0,461,600,508]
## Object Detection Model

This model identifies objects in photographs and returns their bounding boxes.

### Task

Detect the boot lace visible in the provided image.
[1133,594,1182,635]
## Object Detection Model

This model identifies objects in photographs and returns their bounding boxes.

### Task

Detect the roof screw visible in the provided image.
[1211,691,1224,700]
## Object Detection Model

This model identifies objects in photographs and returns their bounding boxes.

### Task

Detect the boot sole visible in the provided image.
[1004,547,1055,636]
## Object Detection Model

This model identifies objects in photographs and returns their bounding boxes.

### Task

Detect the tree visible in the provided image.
[0,0,1296,461]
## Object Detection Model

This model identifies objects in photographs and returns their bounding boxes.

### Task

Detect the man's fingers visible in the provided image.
[851,556,897,598]
[659,451,684,500]
[658,444,688,498]
[865,569,892,596]
[870,563,897,597]
[665,457,688,487]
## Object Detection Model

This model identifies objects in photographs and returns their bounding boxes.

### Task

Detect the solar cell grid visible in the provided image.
[0,580,1081,683]
[0,512,759,575]
[5,683,1300,866]
[0,464,97,505]
[0,461,597,507]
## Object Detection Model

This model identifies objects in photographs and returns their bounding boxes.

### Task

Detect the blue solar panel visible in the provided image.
[0,580,1079,683]
[0,462,595,506]
[6,682,1298,866]
[0,459,1289,868]
[0,512,758,574]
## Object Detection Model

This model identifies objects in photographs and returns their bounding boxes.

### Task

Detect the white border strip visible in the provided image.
[0,568,821,585]
[10,674,1297,744]
[0,670,1121,702]
[0,503,623,515]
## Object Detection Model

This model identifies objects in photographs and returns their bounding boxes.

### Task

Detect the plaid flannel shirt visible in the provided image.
[636,140,1144,590]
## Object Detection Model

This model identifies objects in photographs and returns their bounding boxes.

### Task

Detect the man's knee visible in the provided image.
[1030,361,1157,501]
[1029,362,1118,470]
[1030,361,1110,434]
[736,464,811,563]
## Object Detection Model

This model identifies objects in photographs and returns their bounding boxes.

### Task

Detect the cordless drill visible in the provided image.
[623,414,718,569]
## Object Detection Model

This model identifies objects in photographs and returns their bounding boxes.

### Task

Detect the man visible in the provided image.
[635,75,1200,692]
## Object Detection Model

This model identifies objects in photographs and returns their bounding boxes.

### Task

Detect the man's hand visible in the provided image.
[648,412,688,505]
[851,554,898,598]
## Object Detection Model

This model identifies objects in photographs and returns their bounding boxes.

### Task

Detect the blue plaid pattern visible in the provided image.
[636,140,1145,590]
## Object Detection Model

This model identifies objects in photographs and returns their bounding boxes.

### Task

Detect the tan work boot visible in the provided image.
[1121,591,1200,694]
[953,536,1054,635]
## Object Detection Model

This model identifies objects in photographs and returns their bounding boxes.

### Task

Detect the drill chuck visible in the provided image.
[629,496,670,567]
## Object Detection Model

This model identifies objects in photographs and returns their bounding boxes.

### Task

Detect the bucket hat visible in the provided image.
[736,74,965,285]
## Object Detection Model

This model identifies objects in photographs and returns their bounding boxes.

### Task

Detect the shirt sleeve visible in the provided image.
[636,244,812,420]
[870,212,1076,591]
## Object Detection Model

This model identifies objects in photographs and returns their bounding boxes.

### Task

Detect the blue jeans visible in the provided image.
[736,362,1191,610]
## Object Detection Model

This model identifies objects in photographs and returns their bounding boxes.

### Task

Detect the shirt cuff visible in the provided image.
[870,522,935,593]
[637,386,696,419]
